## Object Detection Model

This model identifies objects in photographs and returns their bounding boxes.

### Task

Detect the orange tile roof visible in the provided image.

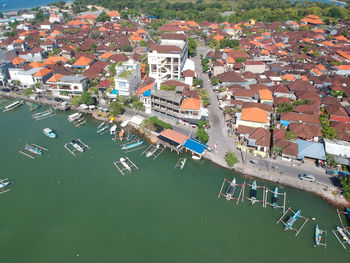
[78,14,97,20]
[213,35,224,42]
[334,35,348,42]
[186,20,199,27]
[300,75,308,81]
[181,25,190,30]
[159,129,189,144]
[100,52,113,59]
[136,29,146,34]
[180,98,202,110]
[275,42,285,48]
[12,57,26,65]
[279,51,288,56]
[226,56,235,64]
[336,50,350,60]
[44,56,68,65]
[336,65,350,70]
[98,26,108,32]
[209,23,218,29]
[241,107,268,123]
[313,28,325,33]
[107,10,120,17]
[317,64,326,71]
[261,49,270,55]
[46,35,55,40]
[47,73,64,83]
[130,34,142,41]
[33,68,52,77]
[136,81,155,96]
[311,68,323,76]
[51,30,61,35]
[282,74,295,81]
[249,40,262,46]
[73,56,93,67]
[29,61,45,68]
[289,21,298,26]
[254,36,264,41]
[321,41,335,47]
[314,34,325,39]
[14,38,24,43]
[258,89,272,101]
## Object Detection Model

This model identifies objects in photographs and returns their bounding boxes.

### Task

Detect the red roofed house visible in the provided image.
[334,65,350,76]
[180,97,203,121]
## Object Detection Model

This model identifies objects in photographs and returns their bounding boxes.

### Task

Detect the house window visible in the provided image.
[117,81,126,88]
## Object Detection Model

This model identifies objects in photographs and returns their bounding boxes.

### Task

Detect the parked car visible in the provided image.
[54,98,63,102]
[298,174,315,182]
[1,88,10,92]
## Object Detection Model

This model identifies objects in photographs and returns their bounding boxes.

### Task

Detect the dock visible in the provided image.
[113,157,139,175]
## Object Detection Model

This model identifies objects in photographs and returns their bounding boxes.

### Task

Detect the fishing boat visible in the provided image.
[0,180,10,189]
[346,208,350,223]
[285,210,301,230]
[120,157,131,172]
[315,225,322,247]
[97,124,110,134]
[272,187,279,208]
[146,144,159,158]
[70,140,84,152]
[68,112,82,122]
[225,178,236,200]
[43,128,56,138]
[3,100,23,112]
[97,121,106,129]
[192,155,201,160]
[337,227,350,245]
[29,102,41,111]
[250,180,257,204]
[110,124,117,135]
[25,144,42,155]
[122,140,144,150]
[180,158,187,170]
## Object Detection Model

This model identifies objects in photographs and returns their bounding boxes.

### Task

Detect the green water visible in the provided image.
[0,105,349,262]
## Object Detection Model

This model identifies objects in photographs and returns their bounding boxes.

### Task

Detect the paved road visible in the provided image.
[193,47,336,187]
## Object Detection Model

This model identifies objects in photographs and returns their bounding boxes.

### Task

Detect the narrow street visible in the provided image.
[193,46,335,187]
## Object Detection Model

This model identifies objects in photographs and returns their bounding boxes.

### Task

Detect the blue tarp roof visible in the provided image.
[296,139,326,161]
[110,89,119,95]
[143,89,151,96]
[184,138,208,155]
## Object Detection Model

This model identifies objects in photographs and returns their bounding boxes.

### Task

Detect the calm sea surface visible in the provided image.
[0,102,349,262]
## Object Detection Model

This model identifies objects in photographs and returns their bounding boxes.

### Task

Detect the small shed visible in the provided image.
[184,138,208,158]
[158,129,189,151]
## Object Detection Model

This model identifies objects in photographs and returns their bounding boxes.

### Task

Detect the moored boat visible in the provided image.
[337,226,350,245]
[225,178,236,200]
[43,128,56,138]
[285,210,301,230]
[250,180,257,204]
[25,144,42,155]
[68,112,82,122]
[122,140,144,150]
[97,124,110,134]
[315,224,322,247]
[110,124,117,135]
[272,187,279,208]
[71,140,84,152]
[120,157,131,172]
[346,208,350,223]
[146,144,159,158]
[3,100,23,112]
[0,180,10,189]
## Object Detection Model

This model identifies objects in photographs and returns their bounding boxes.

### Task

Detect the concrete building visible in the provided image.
[111,60,141,97]
[147,33,188,86]
[9,67,53,87]
[46,74,89,96]
[0,61,13,85]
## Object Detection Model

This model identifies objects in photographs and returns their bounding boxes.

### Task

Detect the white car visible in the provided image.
[298,174,315,182]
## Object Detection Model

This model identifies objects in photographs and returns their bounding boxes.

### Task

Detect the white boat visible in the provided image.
[120,157,131,171]
[97,121,106,129]
[0,180,10,189]
[43,128,56,138]
[146,144,159,158]
[110,124,117,135]
[192,155,201,160]
[121,120,129,128]
[71,140,84,152]
[337,227,350,245]
[68,112,82,122]
[3,100,23,112]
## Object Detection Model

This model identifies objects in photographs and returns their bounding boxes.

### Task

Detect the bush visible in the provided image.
[340,176,350,200]
[149,116,172,130]
[285,131,296,140]
[196,128,209,143]
[109,101,124,116]
[225,151,238,167]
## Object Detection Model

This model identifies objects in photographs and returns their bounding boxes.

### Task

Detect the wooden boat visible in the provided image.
[146,144,159,158]
[0,180,10,189]
[68,112,82,122]
[70,140,84,152]
[225,178,236,200]
[272,187,278,208]
[315,225,322,247]
[250,181,257,204]
[25,144,42,155]
[97,124,110,134]
[285,210,301,230]
[120,158,131,172]
[192,155,201,160]
[43,128,56,138]
[122,140,144,150]
[346,208,350,223]
[97,121,105,129]
[180,158,187,170]
[337,227,350,245]
[29,102,41,111]
[3,100,23,112]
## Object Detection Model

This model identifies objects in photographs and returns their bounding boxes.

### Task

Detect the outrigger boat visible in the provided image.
[346,208,350,223]
[68,112,82,122]
[122,140,144,150]
[110,124,117,135]
[285,210,301,230]
[272,187,279,208]
[0,180,10,189]
[97,121,106,129]
[315,225,322,247]
[225,178,236,200]
[120,157,131,172]
[29,102,41,111]
[43,128,56,138]
[337,227,350,245]
[146,144,159,158]
[250,180,257,204]
[2,100,23,112]
[97,124,110,134]
[25,144,42,155]
[71,140,84,152]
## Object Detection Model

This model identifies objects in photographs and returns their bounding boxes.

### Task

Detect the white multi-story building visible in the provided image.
[110,60,141,97]
[147,33,188,87]
[46,74,89,96]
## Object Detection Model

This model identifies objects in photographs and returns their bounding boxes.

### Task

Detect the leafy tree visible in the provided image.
[285,131,296,140]
[193,78,203,88]
[188,37,197,57]
[277,102,294,113]
[319,112,337,140]
[80,91,94,105]
[71,96,80,106]
[225,151,238,167]
[340,176,350,200]
[139,40,147,47]
[211,78,219,86]
[235,57,246,63]
[326,154,338,168]
[196,127,209,143]
[96,11,110,22]
[203,64,209,72]
[109,101,124,116]
[121,45,133,52]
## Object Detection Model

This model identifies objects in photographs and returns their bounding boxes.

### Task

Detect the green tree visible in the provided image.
[196,127,209,143]
[285,131,296,140]
[277,102,294,113]
[225,151,238,167]
[71,96,81,106]
[188,37,197,57]
[340,176,350,200]
[211,78,219,86]
[109,101,124,116]
[96,11,110,22]
[80,91,94,105]
[139,40,147,47]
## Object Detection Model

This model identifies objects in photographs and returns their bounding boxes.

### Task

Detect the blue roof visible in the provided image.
[184,138,208,155]
[110,89,119,95]
[143,89,151,96]
[296,139,326,161]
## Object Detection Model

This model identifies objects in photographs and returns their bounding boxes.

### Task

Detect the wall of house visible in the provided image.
[236,119,268,129]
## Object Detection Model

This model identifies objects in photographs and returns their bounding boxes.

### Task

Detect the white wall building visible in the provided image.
[112,60,141,97]
[46,75,89,96]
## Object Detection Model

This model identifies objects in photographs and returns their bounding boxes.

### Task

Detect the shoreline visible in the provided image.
[1,91,349,208]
